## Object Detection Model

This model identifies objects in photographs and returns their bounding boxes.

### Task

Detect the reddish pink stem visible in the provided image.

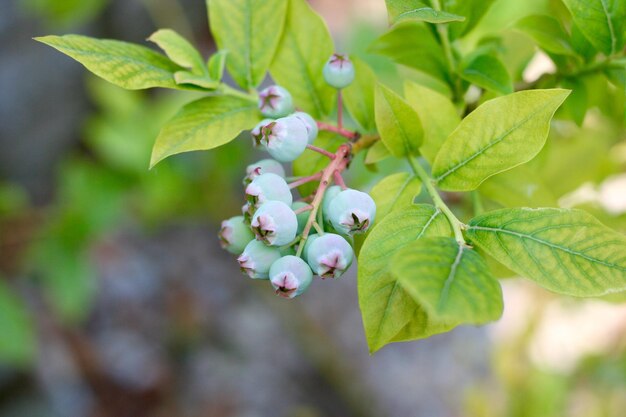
[306,144,336,159]
[296,144,351,257]
[289,172,323,189]
[294,204,314,215]
[316,122,359,141]
[333,171,348,190]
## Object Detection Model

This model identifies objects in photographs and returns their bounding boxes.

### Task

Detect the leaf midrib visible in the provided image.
[370,208,442,347]
[435,97,559,183]
[468,225,626,271]
[158,102,256,156]
[47,42,176,78]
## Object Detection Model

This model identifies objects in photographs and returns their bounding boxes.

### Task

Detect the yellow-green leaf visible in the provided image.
[375,83,423,157]
[432,89,570,191]
[393,237,503,323]
[148,29,206,74]
[270,0,335,118]
[370,172,422,222]
[35,34,182,90]
[466,208,626,297]
[358,204,454,353]
[208,0,288,89]
[404,81,460,164]
[150,96,260,167]
[343,57,377,133]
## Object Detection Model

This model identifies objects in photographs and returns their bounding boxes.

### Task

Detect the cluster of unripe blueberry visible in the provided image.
[218,54,377,299]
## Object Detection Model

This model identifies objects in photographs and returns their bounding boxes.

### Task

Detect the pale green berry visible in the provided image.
[261,116,308,162]
[293,111,318,144]
[251,201,298,246]
[269,255,313,299]
[244,159,285,185]
[327,189,376,235]
[245,173,293,209]
[323,54,355,89]
[258,85,294,118]
[237,240,282,279]
[219,216,254,254]
[305,233,354,278]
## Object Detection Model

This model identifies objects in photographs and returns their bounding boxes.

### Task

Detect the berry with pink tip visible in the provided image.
[305,233,354,278]
[323,54,355,89]
[327,189,376,235]
[237,240,282,279]
[245,172,292,209]
[260,116,308,162]
[219,215,254,254]
[250,201,298,246]
[258,85,294,118]
[269,255,313,299]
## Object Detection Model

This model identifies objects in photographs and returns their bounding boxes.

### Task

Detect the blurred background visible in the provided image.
[1,0,625,416]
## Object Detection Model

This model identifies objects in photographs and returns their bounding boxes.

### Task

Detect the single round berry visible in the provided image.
[293,111,318,144]
[269,255,313,299]
[305,233,354,278]
[244,159,285,185]
[251,119,274,148]
[321,185,342,224]
[258,85,294,118]
[323,54,355,89]
[245,172,293,209]
[237,240,282,279]
[292,201,311,234]
[328,189,376,235]
[219,216,254,254]
[251,201,298,246]
[261,116,308,162]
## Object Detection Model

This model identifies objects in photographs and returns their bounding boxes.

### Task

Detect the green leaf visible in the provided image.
[387,1,465,24]
[174,71,219,89]
[562,0,626,56]
[0,279,35,367]
[208,50,228,81]
[460,54,513,95]
[208,0,288,89]
[442,0,496,39]
[404,81,460,164]
[432,89,570,191]
[478,165,557,208]
[466,208,626,297]
[375,83,423,157]
[35,35,183,90]
[393,237,503,323]
[369,22,448,82]
[343,57,377,133]
[365,140,391,165]
[370,173,422,222]
[270,0,335,118]
[150,96,260,167]
[514,15,576,56]
[293,131,342,195]
[148,29,206,74]
[358,204,454,353]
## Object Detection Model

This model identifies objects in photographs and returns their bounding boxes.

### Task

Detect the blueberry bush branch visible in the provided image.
[37,0,626,353]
